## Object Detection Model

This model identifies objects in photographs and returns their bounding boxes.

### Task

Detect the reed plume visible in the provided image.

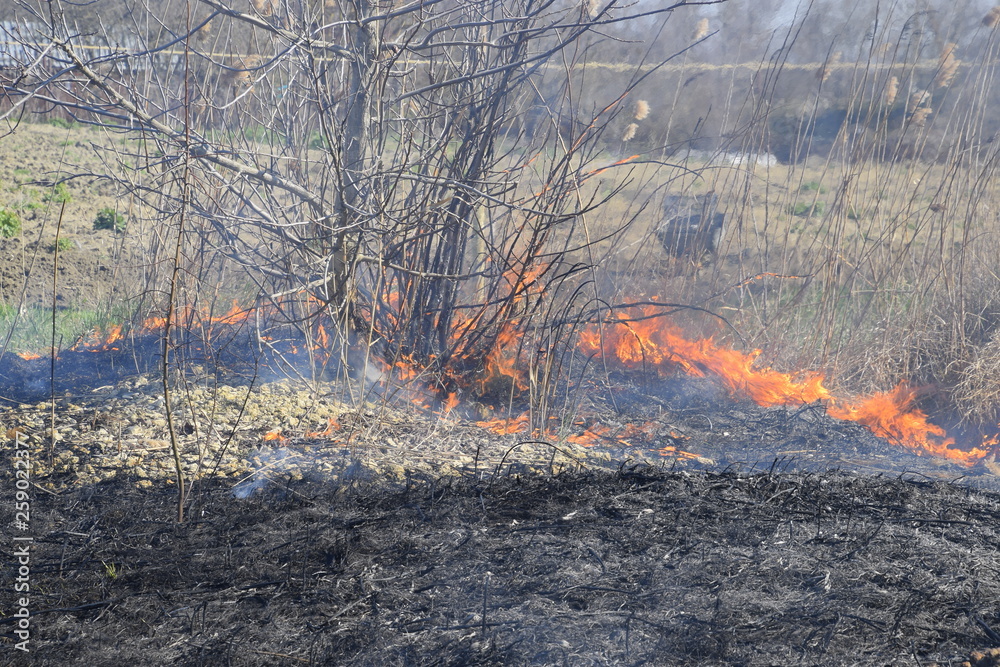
[634,100,650,121]
[622,123,637,142]
[909,89,931,109]
[910,106,932,127]
[195,20,212,42]
[984,6,1000,28]
[885,76,899,106]
[251,0,274,17]
[933,43,959,88]
[693,18,709,41]
[223,56,261,93]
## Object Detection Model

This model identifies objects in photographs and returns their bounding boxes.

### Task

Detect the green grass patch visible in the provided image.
[47,117,77,130]
[44,182,72,204]
[8,187,44,212]
[0,209,22,237]
[50,237,74,252]
[799,181,828,194]
[789,201,826,217]
[1,303,136,356]
[93,207,127,233]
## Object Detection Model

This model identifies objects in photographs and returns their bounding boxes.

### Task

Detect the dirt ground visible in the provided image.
[0,122,143,307]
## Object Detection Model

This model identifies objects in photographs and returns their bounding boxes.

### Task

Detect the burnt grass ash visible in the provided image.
[4,342,1000,664]
[5,466,1000,665]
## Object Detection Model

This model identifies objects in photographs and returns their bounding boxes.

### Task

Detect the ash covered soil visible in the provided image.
[4,465,1000,666]
[2,375,1000,666]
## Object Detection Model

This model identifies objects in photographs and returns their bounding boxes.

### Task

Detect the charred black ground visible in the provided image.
[3,466,1000,666]
[3,333,1000,665]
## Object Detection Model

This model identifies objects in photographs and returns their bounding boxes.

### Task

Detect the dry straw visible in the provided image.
[934,43,959,88]
[634,99,650,121]
[955,330,1000,424]
[622,123,638,142]
[885,76,899,106]
[693,18,709,41]
[984,6,1000,28]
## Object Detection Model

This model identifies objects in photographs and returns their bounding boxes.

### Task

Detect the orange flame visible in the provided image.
[827,385,989,465]
[475,413,529,435]
[579,309,830,405]
[17,351,42,360]
[579,305,994,465]
[477,322,528,393]
[304,417,341,438]
[559,419,702,460]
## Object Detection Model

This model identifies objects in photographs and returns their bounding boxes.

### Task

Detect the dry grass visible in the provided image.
[10,0,1000,430]
[553,130,1000,423]
[538,5,1000,428]
[956,331,1000,425]
[885,76,899,106]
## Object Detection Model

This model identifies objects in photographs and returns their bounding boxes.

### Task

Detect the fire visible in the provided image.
[564,423,613,445]
[579,308,830,406]
[559,419,704,461]
[70,324,126,351]
[315,324,330,350]
[13,299,277,360]
[827,385,989,465]
[475,413,529,435]
[579,304,995,465]
[477,322,528,393]
[304,417,341,438]
[11,274,992,468]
